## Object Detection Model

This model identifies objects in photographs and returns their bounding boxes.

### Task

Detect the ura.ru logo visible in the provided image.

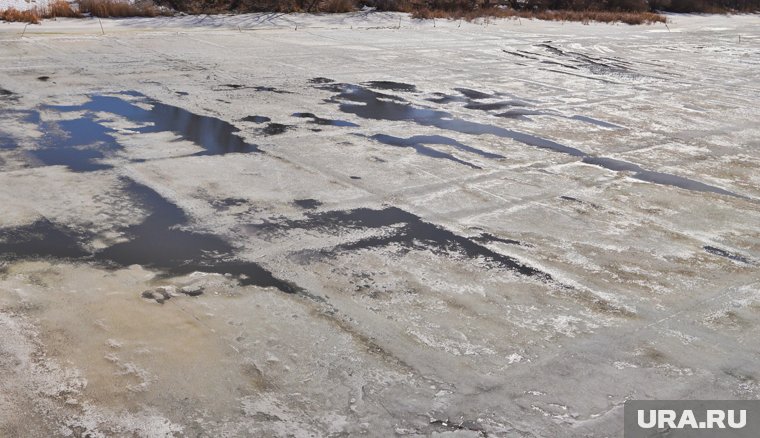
[638,409,747,429]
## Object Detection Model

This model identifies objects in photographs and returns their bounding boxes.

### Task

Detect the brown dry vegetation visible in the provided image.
[364,0,668,23]
[365,0,664,24]
[48,0,83,17]
[412,6,666,24]
[529,9,666,24]
[2,0,756,25]
[77,0,163,17]
[321,0,356,12]
[0,7,42,23]
[1,0,166,22]
[162,0,357,14]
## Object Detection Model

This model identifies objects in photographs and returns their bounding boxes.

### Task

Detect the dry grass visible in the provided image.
[48,0,83,17]
[524,9,666,25]
[1,0,166,22]
[3,0,669,24]
[320,0,356,12]
[0,7,41,23]
[412,7,666,24]
[77,0,163,17]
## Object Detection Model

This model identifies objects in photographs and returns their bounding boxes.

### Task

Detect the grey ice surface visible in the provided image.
[0,12,759,438]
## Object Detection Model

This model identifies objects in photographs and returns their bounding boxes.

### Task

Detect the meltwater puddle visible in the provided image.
[0,178,300,294]
[34,92,262,171]
[318,82,743,199]
[249,206,553,282]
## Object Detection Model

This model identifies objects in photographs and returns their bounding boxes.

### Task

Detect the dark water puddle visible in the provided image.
[293,199,322,210]
[320,83,742,198]
[34,117,120,171]
[350,175,362,180]
[581,157,740,198]
[37,76,51,82]
[0,110,29,149]
[703,246,753,264]
[0,219,90,261]
[426,93,466,105]
[0,135,13,150]
[496,108,547,119]
[322,83,585,156]
[175,91,189,96]
[242,115,271,124]
[428,88,532,107]
[465,100,529,111]
[364,81,417,92]
[250,207,552,280]
[292,112,358,127]
[366,133,506,168]
[253,86,292,94]
[0,88,18,104]
[0,109,40,149]
[0,178,301,294]
[570,115,622,129]
[261,123,291,136]
[211,197,249,210]
[454,88,493,100]
[42,92,261,167]
[472,232,524,247]
[216,84,292,94]
[431,88,614,129]
[309,77,335,84]
[366,134,481,169]
[96,180,230,274]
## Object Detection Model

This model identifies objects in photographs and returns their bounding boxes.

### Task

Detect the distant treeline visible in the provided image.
[2,0,755,22]
[156,0,760,14]
[502,0,760,12]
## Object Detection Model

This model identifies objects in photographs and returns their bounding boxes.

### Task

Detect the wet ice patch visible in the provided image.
[248,206,556,282]
[0,178,302,295]
[364,81,417,92]
[37,91,262,171]
[292,112,358,127]
[242,115,271,124]
[703,245,753,264]
[0,311,182,437]
[261,123,291,136]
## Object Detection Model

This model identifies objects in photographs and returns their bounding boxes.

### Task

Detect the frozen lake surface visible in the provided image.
[0,0,53,11]
[0,12,759,437]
